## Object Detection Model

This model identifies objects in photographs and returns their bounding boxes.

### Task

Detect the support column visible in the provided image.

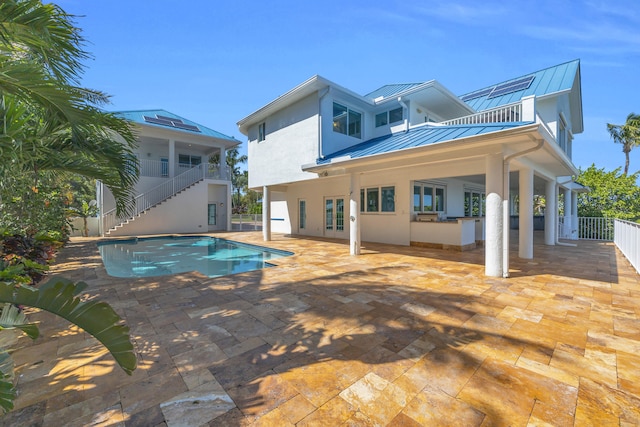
[221,147,227,179]
[349,173,361,255]
[519,167,534,259]
[485,153,504,277]
[571,191,578,240]
[563,188,572,240]
[262,186,271,241]
[169,139,176,178]
[544,180,557,245]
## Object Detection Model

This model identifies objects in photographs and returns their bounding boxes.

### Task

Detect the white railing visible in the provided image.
[103,165,208,232]
[231,214,263,231]
[577,217,614,241]
[614,219,640,273]
[441,102,522,126]
[138,159,228,180]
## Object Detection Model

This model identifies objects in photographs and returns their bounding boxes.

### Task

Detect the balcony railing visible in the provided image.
[614,219,640,273]
[441,102,523,126]
[138,159,229,180]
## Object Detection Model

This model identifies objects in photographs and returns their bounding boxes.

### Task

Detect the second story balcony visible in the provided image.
[137,158,230,181]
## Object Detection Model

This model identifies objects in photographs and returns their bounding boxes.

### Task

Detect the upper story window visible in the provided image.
[258,122,266,142]
[558,115,567,152]
[178,154,201,168]
[375,107,403,128]
[333,102,361,139]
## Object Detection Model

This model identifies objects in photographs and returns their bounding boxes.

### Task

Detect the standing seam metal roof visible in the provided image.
[460,60,580,111]
[317,122,531,165]
[114,109,238,142]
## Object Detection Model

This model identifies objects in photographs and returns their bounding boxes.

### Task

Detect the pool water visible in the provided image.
[97,236,293,278]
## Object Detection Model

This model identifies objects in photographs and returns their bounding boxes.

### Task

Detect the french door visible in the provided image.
[324,197,346,238]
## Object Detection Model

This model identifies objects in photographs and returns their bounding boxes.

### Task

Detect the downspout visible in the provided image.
[501,139,545,277]
[318,87,331,160]
[398,97,409,132]
[555,177,578,247]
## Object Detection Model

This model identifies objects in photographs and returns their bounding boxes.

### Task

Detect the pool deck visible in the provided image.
[3,232,640,426]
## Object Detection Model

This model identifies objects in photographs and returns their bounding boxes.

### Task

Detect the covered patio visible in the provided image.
[4,232,640,426]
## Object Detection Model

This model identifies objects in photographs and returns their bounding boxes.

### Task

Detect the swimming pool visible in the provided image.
[97,236,293,278]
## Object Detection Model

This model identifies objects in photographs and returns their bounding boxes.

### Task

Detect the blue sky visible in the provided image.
[56,0,639,174]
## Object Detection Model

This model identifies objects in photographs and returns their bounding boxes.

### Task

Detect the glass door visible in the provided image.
[208,203,217,226]
[324,197,345,238]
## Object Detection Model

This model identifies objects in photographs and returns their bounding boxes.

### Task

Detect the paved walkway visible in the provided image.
[2,232,640,426]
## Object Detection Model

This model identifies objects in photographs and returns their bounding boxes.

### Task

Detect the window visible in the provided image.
[381,186,395,212]
[362,186,395,213]
[414,182,445,212]
[389,107,403,124]
[333,102,361,138]
[178,154,201,168]
[258,122,266,142]
[367,188,379,212]
[375,107,403,127]
[464,190,485,217]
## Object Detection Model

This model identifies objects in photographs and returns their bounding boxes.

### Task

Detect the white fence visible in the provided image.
[614,219,640,274]
[231,214,262,231]
[576,217,614,241]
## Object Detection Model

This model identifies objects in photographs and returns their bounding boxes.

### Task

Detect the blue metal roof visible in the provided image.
[364,83,425,101]
[114,109,238,142]
[317,122,531,165]
[461,60,580,111]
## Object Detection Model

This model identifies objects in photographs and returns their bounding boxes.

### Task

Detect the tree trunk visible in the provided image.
[625,150,630,175]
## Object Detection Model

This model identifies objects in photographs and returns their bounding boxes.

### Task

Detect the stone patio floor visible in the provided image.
[2,232,640,426]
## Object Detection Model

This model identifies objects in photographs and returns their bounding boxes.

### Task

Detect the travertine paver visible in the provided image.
[2,231,640,426]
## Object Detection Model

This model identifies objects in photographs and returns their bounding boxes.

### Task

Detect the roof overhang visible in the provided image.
[303,123,578,178]
[237,75,372,135]
[376,80,475,120]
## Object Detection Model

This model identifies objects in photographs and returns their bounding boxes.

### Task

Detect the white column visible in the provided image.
[485,153,504,277]
[262,186,271,241]
[519,167,534,259]
[571,191,578,240]
[563,188,572,240]
[221,147,227,179]
[349,173,361,255]
[169,139,176,178]
[544,180,557,245]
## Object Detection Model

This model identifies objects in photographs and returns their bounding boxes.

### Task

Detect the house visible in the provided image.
[237,60,585,278]
[97,109,240,236]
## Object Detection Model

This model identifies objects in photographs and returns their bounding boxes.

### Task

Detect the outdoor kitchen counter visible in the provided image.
[410,217,478,251]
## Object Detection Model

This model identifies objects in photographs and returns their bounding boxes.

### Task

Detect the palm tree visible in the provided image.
[607,113,640,175]
[0,1,138,411]
[210,148,247,211]
[0,0,139,215]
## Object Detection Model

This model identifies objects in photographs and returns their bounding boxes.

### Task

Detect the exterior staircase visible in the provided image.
[102,165,210,235]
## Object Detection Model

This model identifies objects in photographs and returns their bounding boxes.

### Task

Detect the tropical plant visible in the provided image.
[0,277,136,413]
[0,0,140,216]
[209,148,247,211]
[0,0,138,414]
[66,200,98,237]
[576,164,640,221]
[607,113,640,175]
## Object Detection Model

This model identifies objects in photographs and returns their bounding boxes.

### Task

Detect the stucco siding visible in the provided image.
[248,94,320,188]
